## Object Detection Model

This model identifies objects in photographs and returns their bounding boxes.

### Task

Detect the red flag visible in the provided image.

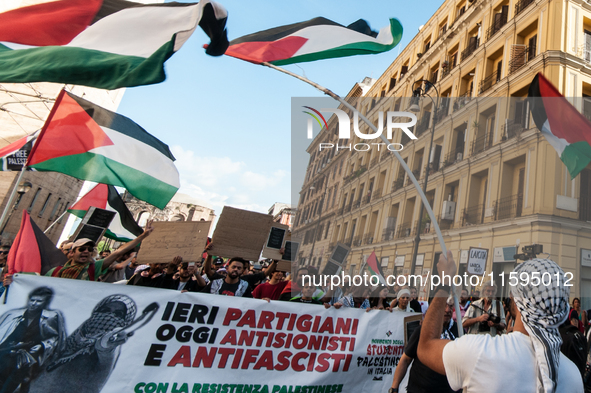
[7,210,67,275]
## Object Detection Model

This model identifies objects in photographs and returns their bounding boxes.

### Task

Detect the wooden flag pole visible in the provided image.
[263,62,462,335]
[0,167,27,234]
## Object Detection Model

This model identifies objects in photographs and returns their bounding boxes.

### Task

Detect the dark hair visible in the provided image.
[573,297,581,306]
[180,262,189,270]
[229,257,249,268]
[29,286,54,304]
[296,267,310,276]
[369,286,391,308]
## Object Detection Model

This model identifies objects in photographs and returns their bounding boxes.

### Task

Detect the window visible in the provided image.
[48,198,62,220]
[325,222,331,239]
[38,193,52,217]
[27,188,42,213]
[389,77,397,91]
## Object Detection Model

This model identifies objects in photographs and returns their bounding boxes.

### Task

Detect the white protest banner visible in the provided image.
[1,275,411,393]
[467,247,488,275]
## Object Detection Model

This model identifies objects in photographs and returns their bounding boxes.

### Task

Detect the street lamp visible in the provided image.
[408,79,440,277]
[0,180,33,235]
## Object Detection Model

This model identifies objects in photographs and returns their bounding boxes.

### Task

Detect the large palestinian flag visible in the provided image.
[224,17,403,65]
[27,90,179,210]
[0,0,228,89]
[68,184,143,242]
[7,210,68,275]
[0,133,37,171]
[528,73,591,178]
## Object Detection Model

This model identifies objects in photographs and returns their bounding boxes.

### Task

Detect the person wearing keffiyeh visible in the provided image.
[416,251,583,393]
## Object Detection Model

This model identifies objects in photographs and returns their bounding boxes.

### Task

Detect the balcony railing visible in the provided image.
[362,193,372,205]
[392,178,404,192]
[337,206,345,216]
[486,13,508,40]
[352,199,361,210]
[461,38,480,61]
[413,219,432,235]
[372,188,382,201]
[495,194,523,220]
[515,0,534,16]
[362,234,374,245]
[453,92,472,112]
[382,227,396,242]
[352,235,362,247]
[462,204,485,226]
[396,222,413,239]
[479,70,501,94]
[438,217,455,230]
[344,203,352,213]
[470,132,494,156]
[434,99,450,124]
[501,119,525,141]
[415,115,431,136]
[442,146,465,169]
[328,242,336,250]
[509,44,536,74]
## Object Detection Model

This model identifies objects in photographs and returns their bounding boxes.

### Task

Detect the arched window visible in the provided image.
[171,214,185,222]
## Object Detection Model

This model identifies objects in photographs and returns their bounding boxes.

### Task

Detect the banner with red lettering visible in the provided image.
[0,275,411,393]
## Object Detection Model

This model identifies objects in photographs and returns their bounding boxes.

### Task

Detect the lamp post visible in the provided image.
[0,178,33,235]
[408,79,440,277]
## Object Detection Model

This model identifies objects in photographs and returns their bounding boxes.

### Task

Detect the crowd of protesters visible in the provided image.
[0,221,589,392]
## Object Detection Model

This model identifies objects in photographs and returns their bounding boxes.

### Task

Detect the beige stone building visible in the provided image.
[124,192,215,227]
[293,0,591,302]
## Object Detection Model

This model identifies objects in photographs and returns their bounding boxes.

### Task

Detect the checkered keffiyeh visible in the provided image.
[510,259,570,393]
[48,295,137,370]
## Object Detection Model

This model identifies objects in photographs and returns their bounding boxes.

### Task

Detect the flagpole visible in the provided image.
[263,62,463,335]
[0,168,27,234]
[43,210,68,234]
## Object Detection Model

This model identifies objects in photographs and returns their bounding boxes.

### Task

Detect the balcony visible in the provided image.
[372,188,382,201]
[391,177,404,192]
[352,199,361,210]
[382,227,396,242]
[396,222,413,239]
[344,203,352,213]
[470,132,494,156]
[337,206,345,216]
[438,217,455,230]
[352,235,362,247]
[486,13,508,41]
[413,218,432,235]
[442,146,465,169]
[501,119,525,141]
[462,204,484,226]
[453,92,472,112]
[515,0,534,16]
[362,234,374,245]
[362,193,372,205]
[461,38,479,61]
[415,115,431,137]
[479,70,501,94]
[509,44,536,74]
[434,99,450,124]
[495,194,523,220]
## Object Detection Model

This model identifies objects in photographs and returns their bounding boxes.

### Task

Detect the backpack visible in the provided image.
[559,324,588,377]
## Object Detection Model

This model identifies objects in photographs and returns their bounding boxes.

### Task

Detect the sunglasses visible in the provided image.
[0,251,8,255]
[77,246,94,252]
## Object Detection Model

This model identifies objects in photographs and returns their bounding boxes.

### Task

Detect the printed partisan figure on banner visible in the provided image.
[0,286,65,393]
[28,294,158,393]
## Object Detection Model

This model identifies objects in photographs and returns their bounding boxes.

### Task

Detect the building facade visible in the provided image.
[124,192,215,227]
[293,0,591,302]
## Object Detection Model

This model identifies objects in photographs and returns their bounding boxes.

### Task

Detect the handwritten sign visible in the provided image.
[211,206,273,261]
[467,247,488,275]
[137,221,211,264]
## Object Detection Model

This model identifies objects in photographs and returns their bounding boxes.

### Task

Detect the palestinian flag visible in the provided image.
[0,0,228,89]
[7,210,68,275]
[68,184,143,242]
[528,73,591,178]
[366,251,387,286]
[27,90,179,210]
[0,133,37,171]
[224,17,403,65]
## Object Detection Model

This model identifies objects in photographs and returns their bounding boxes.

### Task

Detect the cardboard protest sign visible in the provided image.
[137,221,211,264]
[467,247,488,275]
[211,206,273,261]
[262,223,289,260]
[3,274,412,393]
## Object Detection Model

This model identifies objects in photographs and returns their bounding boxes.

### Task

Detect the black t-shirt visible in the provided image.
[404,326,458,393]
[211,272,265,289]
[205,280,253,297]
[410,299,422,313]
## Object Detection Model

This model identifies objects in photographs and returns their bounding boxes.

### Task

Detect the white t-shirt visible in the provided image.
[442,331,583,393]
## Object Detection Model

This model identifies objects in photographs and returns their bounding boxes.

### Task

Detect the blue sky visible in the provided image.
[117,0,444,216]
